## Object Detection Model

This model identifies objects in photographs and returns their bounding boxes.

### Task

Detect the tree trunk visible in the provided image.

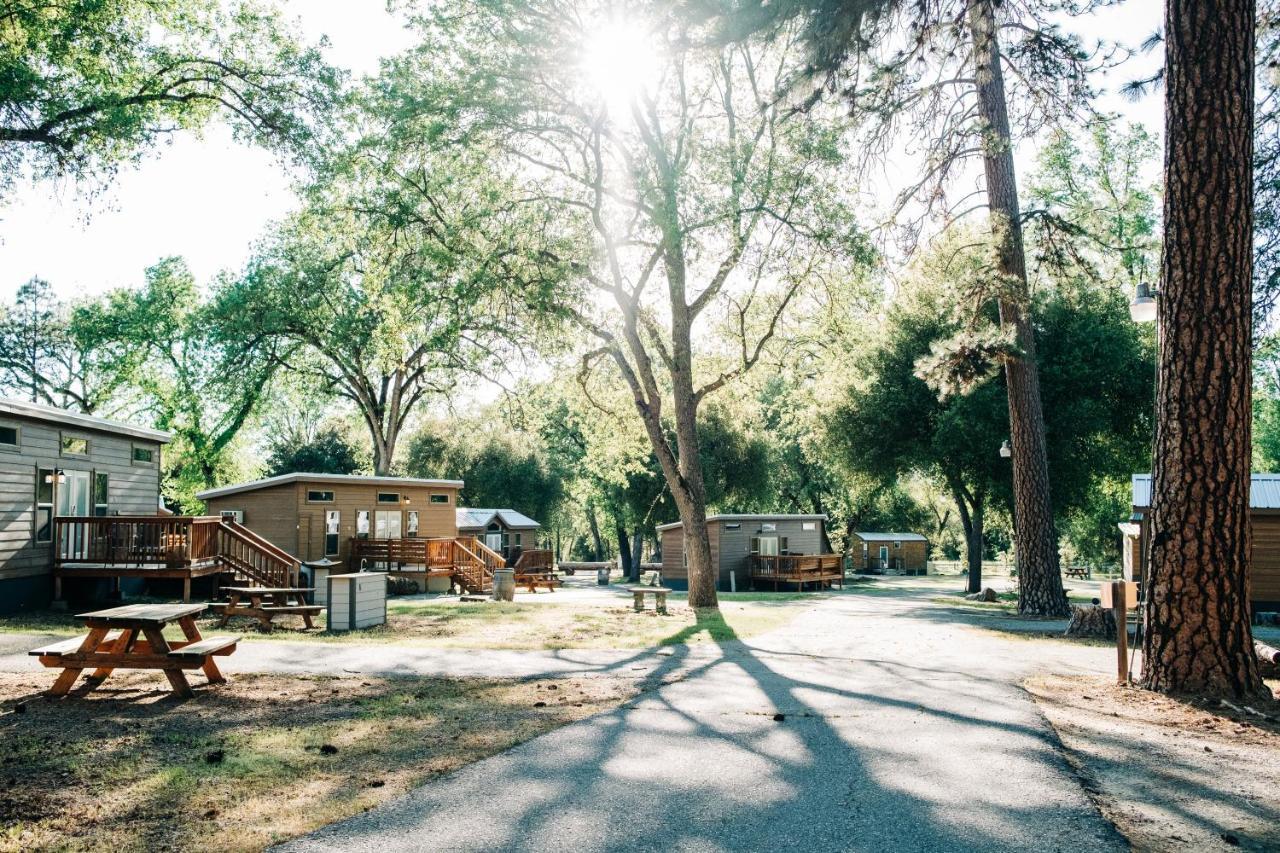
[630,531,643,583]
[949,480,984,594]
[1141,0,1265,698]
[969,0,1068,617]
[616,522,633,578]
[587,504,604,562]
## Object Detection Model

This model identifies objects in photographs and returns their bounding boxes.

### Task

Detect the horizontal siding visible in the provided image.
[0,417,162,581]
[661,529,686,582]
[1252,516,1280,603]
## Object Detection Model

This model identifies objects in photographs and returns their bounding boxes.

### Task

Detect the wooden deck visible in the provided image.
[53,516,301,601]
[349,536,506,593]
[749,554,844,591]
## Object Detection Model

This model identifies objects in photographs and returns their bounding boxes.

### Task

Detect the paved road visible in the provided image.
[274,586,1127,852]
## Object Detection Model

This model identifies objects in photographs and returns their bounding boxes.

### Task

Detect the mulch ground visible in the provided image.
[1028,674,1280,852]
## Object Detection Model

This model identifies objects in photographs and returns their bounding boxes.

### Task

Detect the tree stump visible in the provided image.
[1065,605,1117,638]
[965,587,998,602]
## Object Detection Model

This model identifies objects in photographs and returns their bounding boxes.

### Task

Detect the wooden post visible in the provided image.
[1112,580,1129,684]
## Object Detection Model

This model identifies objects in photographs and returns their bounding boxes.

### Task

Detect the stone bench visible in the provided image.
[629,586,672,615]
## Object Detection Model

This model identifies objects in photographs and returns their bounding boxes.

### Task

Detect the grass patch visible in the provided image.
[0,671,640,852]
[0,597,808,651]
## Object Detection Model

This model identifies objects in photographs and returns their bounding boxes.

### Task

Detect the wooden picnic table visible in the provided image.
[514,571,561,594]
[212,586,321,630]
[29,603,238,699]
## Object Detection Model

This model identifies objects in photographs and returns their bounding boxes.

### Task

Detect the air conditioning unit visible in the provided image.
[220,509,244,524]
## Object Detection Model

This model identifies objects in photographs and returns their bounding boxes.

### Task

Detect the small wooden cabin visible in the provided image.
[0,399,171,612]
[197,474,464,565]
[1127,473,1280,609]
[657,514,836,591]
[456,508,540,563]
[852,532,929,574]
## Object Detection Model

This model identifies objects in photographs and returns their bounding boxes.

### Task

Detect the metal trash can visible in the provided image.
[597,568,610,586]
[301,557,340,605]
[492,569,515,601]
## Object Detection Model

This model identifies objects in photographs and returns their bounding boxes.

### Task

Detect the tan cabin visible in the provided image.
[196,473,507,595]
[1126,473,1280,610]
[197,473,463,564]
[852,532,929,575]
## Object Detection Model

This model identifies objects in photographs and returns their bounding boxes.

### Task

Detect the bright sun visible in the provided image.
[580,18,660,113]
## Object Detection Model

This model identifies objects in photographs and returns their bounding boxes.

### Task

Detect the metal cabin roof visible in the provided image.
[655,513,828,532]
[0,398,171,444]
[456,508,541,530]
[855,532,929,542]
[196,473,464,501]
[1131,473,1280,509]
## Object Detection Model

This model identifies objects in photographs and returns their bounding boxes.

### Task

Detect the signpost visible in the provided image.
[1101,580,1139,683]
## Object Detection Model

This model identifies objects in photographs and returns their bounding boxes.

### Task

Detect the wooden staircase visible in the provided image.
[449,536,506,594]
[215,519,301,588]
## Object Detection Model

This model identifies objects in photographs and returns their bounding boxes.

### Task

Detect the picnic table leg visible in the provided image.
[141,627,194,698]
[178,616,224,685]
[88,628,136,682]
[218,592,239,628]
[633,592,643,612]
[656,592,667,615]
[47,627,109,697]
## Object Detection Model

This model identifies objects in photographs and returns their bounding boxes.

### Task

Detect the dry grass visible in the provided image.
[1028,674,1280,852]
[0,598,809,651]
[0,671,640,852]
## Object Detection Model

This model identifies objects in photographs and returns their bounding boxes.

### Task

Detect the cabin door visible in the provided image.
[485,532,502,551]
[878,545,889,570]
[56,470,92,558]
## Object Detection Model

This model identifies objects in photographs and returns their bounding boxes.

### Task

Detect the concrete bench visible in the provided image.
[629,586,672,615]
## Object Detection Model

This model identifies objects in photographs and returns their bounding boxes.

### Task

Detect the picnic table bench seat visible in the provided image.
[630,586,672,614]
[29,631,124,657]
[166,636,239,658]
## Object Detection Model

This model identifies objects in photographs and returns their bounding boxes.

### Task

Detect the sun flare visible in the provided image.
[580,18,661,113]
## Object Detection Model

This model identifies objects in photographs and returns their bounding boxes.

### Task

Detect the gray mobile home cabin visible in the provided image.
[657,514,840,591]
[0,399,170,612]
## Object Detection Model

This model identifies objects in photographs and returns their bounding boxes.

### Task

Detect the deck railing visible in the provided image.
[54,516,223,569]
[749,554,844,589]
[217,519,300,587]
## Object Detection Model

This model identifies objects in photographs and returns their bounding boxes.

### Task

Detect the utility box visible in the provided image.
[327,572,388,631]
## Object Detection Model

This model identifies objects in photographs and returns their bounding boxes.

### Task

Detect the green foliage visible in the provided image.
[0,277,143,413]
[97,257,281,503]
[0,0,343,197]
[265,428,364,477]
[404,425,565,527]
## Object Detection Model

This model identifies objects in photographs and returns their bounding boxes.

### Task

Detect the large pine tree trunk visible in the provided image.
[969,0,1068,617]
[1141,0,1266,699]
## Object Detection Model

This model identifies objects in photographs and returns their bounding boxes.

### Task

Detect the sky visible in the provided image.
[0,0,1165,303]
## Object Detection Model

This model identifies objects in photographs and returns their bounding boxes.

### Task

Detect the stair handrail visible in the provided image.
[217,519,301,586]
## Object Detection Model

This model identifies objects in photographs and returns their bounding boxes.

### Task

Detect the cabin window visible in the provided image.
[0,425,18,449]
[514,532,522,546]
[752,537,780,556]
[306,490,335,503]
[60,435,88,456]
[894,540,902,550]
[760,522,777,532]
[325,510,340,555]
[725,523,741,530]
[802,522,816,531]
[406,511,419,537]
[131,445,154,464]
[220,510,244,524]
[356,510,370,538]
[430,493,450,504]
[377,492,400,504]
[93,472,109,517]
[35,468,54,543]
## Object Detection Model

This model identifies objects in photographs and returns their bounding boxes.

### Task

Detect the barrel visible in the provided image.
[597,568,610,586]
[491,569,515,602]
